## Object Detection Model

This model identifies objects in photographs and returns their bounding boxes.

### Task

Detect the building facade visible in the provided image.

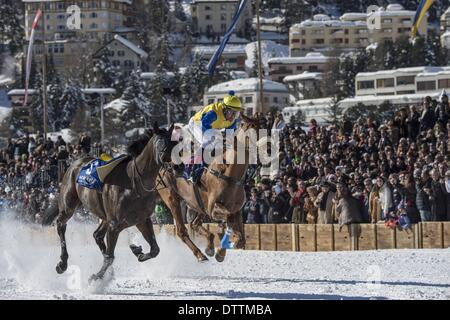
[192,44,247,71]
[204,78,290,115]
[191,0,252,37]
[23,0,133,76]
[289,4,427,56]
[355,66,450,96]
[267,53,331,82]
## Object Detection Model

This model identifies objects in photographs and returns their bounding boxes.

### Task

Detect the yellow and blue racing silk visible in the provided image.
[193,102,237,133]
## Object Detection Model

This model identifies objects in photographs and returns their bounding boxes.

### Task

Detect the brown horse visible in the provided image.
[55,123,175,281]
[157,115,260,262]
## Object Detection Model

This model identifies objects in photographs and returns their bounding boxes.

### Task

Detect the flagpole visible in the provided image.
[255,0,264,113]
[41,3,48,140]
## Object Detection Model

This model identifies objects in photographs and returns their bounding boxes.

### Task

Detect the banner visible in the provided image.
[207,0,248,76]
[411,0,434,38]
[24,8,42,107]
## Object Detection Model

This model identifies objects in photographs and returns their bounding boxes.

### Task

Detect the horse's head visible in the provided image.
[152,122,176,167]
[235,113,260,149]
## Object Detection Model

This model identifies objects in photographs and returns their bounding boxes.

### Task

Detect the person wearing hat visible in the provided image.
[186,91,244,182]
[314,181,335,224]
[435,92,450,129]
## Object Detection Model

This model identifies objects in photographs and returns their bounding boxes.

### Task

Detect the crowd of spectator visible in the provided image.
[242,94,450,231]
[0,131,103,223]
[2,94,450,230]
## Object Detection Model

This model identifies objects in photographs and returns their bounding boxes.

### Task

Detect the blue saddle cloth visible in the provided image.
[77,159,107,191]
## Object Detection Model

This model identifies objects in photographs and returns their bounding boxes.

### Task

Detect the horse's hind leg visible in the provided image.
[131,218,160,262]
[93,220,108,254]
[190,214,215,257]
[55,208,76,274]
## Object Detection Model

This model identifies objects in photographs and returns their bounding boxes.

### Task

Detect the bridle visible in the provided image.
[132,134,172,194]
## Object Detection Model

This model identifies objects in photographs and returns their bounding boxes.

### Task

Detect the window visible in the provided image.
[124,60,134,68]
[221,13,226,21]
[90,23,98,29]
[57,25,66,30]
[205,15,211,20]
[220,4,226,10]
[91,12,98,18]
[308,66,318,72]
[417,81,436,91]
[112,60,121,67]
[383,19,392,24]
[382,28,393,33]
[438,79,450,89]
[205,6,211,11]
[291,39,300,43]
[118,50,125,57]
[57,14,65,20]
[357,80,375,90]
[301,39,306,45]
[273,97,279,103]
[314,39,325,44]
[297,66,303,71]
[397,76,415,85]
[221,23,227,32]
[376,78,395,88]
[245,96,253,103]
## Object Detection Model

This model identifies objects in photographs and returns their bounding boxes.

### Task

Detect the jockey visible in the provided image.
[185,91,243,182]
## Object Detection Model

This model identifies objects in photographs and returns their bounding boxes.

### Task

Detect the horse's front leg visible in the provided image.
[190,213,215,257]
[89,221,126,282]
[130,218,160,262]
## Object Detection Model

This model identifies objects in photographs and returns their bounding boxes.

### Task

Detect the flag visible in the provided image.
[411,0,434,38]
[24,8,42,107]
[207,0,248,76]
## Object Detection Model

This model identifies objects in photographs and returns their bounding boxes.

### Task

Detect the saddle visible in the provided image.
[77,154,132,191]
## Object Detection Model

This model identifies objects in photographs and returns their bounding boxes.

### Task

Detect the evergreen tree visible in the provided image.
[344,101,396,123]
[174,0,187,22]
[249,45,260,78]
[59,81,85,131]
[29,70,44,132]
[181,54,209,107]
[149,62,167,124]
[0,0,24,55]
[121,69,152,129]
[326,95,342,126]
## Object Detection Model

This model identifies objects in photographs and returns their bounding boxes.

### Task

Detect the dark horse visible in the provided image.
[54,123,175,281]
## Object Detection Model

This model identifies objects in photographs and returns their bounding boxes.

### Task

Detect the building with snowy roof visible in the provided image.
[204,78,290,115]
[23,0,135,77]
[267,52,332,82]
[192,44,247,71]
[283,72,323,100]
[289,4,427,56]
[93,35,149,76]
[191,0,252,37]
[355,66,450,96]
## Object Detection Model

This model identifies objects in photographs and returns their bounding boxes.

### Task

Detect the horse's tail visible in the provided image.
[41,195,59,226]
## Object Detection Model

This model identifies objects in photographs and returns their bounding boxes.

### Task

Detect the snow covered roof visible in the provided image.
[207,78,289,94]
[294,97,333,107]
[0,75,13,87]
[192,45,246,55]
[339,92,442,109]
[230,71,248,79]
[141,72,176,80]
[82,88,116,95]
[8,89,37,96]
[357,66,450,78]
[370,7,416,17]
[245,40,289,70]
[104,98,128,113]
[113,35,148,59]
[193,34,249,45]
[293,18,367,29]
[283,72,323,82]
[340,13,368,21]
[268,53,330,65]
[252,16,285,25]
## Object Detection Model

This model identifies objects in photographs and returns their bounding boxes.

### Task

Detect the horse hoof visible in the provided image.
[205,247,215,257]
[197,255,208,262]
[56,262,67,274]
[130,244,143,256]
[88,274,101,284]
[215,249,226,263]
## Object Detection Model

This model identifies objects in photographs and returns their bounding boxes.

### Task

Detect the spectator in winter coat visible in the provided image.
[419,96,436,132]
[267,189,285,223]
[407,105,421,140]
[335,183,362,231]
[377,177,393,221]
[430,169,447,221]
[416,171,433,221]
[444,170,450,221]
[243,188,263,224]
[290,179,307,224]
[435,93,450,129]
[314,182,335,224]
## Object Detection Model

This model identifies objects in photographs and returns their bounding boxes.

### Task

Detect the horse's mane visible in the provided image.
[126,129,154,158]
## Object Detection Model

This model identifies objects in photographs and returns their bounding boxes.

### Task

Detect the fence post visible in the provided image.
[291,224,299,251]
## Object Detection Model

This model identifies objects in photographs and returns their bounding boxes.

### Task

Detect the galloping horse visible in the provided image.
[54,123,175,281]
[157,115,260,262]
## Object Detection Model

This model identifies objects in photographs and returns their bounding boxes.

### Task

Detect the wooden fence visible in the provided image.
[154,222,450,252]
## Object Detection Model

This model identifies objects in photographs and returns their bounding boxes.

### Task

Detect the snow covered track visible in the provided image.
[0,218,449,300]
